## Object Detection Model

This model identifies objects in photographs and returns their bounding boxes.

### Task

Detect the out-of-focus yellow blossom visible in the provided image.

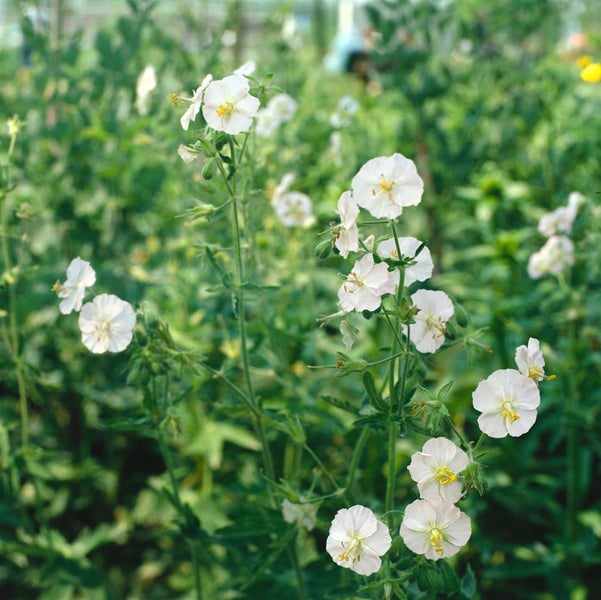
[580,63,601,83]
[576,55,592,68]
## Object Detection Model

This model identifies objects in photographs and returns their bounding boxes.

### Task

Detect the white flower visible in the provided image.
[537,192,581,237]
[272,172,296,202]
[336,190,359,229]
[272,191,316,228]
[233,60,256,77]
[134,65,157,116]
[177,144,199,164]
[472,369,541,438]
[266,93,297,124]
[351,154,424,219]
[326,505,392,576]
[527,235,574,279]
[334,191,360,257]
[202,74,260,135]
[376,237,433,287]
[340,319,357,350]
[400,498,471,561]
[515,337,545,382]
[282,499,317,531]
[408,437,469,503]
[330,95,359,128]
[55,257,96,315]
[338,253,397,313]
[255,93,297,137]
[403,290,454,354]
[335,224,360,258]
[180,74,213,131]
[78,294,136,354]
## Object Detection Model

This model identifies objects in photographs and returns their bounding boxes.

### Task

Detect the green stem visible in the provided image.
[152,378,203,600]
[344,427,370,493]
[383,222,408,530]
[1,183,29,453]
[385,420,397,531]
[565,305,580,553]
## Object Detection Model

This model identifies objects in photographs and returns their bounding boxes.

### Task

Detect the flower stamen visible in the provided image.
[435,466,457,486]
[429,527,444,555]
[217,100,234,117]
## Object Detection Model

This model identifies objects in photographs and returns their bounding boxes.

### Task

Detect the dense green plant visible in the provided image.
[1,1,600,598]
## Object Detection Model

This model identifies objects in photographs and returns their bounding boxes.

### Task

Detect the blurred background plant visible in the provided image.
[1,0,600,598]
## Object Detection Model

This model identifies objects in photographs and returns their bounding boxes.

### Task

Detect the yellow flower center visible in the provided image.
[338,536,362,564]
[372,176,396,200]
[429,527,444,556]
[502,399,520,423]
[217,100,234,117]
[435,466,456,486]
[528,365,543,381]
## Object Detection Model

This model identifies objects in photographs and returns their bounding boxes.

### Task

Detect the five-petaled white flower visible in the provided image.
[400,498,471,561]
[472,368,541,438]
[180,73,213,131]
[78,293,136,354]
[408,437,469,504]
[515,337,546,382]
[403,289,454,354]
[54,257,96,315]
[376,236,433,287]
[338,253,397,313]
[351,153,424,219]
[527,235,574,279]
[326,505,392,576]
[202,74,260,135]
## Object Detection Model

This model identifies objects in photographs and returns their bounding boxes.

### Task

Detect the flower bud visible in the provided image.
[201,159,216,180]
[314,238,332,260]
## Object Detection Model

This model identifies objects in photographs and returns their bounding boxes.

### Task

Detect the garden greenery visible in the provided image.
[1,0,601,598]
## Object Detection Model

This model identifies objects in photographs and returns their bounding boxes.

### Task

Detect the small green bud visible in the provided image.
[314,238,332,260]
[455,303,469,328]
[133,324,148,347]
[201,158,216,180]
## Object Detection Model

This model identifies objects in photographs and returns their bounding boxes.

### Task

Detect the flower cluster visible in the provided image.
[472,338,548,438]
[54,258,136,354]
[333,153,454,354]
[528,191,581,279]
[399,438,472,560]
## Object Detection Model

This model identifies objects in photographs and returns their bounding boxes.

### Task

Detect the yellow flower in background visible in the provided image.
[576,55,592,68]
[580,62,601,83]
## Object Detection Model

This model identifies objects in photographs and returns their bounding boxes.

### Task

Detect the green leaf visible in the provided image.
[362,371,387,412]
[460,563,477,598]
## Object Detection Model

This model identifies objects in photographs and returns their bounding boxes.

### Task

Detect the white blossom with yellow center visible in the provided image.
[400,498,472,561]
[472,369,541,438]
[202,74,260,135]
[326,505,392,576]
[402,289,454,354]
[78,294,136,354]
[351,153,423,219]
[408,437,469,503]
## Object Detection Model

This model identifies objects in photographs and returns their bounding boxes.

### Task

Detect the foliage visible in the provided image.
[1,0,601,598]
